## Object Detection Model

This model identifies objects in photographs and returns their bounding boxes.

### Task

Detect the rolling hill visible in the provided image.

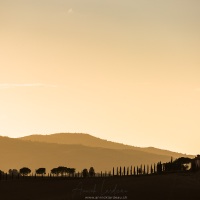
[0,133,194,173]
[20,133,192,158]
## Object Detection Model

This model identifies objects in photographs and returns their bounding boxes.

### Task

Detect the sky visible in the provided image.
[0,0,200,155]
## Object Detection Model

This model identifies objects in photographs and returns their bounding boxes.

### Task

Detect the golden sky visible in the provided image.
[0,0,200,154]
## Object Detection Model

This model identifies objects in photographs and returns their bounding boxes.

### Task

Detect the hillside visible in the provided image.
[20,133,193,158]
[0,135,185,173]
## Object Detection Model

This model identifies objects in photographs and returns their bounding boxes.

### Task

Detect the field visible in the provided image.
[0,172,200,200]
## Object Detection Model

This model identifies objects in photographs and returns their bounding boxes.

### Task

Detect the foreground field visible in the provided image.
[0,172,200,200]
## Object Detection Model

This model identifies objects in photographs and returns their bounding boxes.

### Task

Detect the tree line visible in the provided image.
[0,156,198,180]
[0,166,96,178]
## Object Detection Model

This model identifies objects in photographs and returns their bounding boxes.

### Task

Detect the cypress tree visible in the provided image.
[134,166,136,175]
[117,167,119,176]
[130,166,132,175]
[157,162,162,173]
[157,163,159,173]
[113,167,114,176]
[162,163,165,172]
[127,167,129,176]
[123,166,125,176]
[120,167,122,176]
[151,165,153,174]
[160,162,162,173]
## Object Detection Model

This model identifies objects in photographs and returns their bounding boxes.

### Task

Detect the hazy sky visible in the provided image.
[0,0,200,154]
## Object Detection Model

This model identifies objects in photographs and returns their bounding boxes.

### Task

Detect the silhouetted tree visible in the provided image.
[36,168,46,176]
[57,166,68,176]
[130,166,132,175]
[82,169,89,178]
[67,168,76,177]
[89,167,95,177]
[143,165,146,175]
[162,164,165,172]
[113,167,114,176]
[123,166,125,176]
[19,167,31,176]
[119,167,122,176]
[105,171,107,177]
[127,167,129,176]
[164,157,192,172]
[133,166,136,175]
[8,169,19,176]
[51,168,58,176]
[157,162,162,173]
[0,170,4,175]
[0,170,4,180]
[50,167,67,176]
[117,167,119,176]
[150,165,153,174]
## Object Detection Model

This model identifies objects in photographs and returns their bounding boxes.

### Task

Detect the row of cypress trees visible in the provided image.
[112,164,157,176]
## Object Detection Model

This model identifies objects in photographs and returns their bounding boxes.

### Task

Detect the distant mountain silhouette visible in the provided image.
[0,134,193,173]
[20,133,192,158]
